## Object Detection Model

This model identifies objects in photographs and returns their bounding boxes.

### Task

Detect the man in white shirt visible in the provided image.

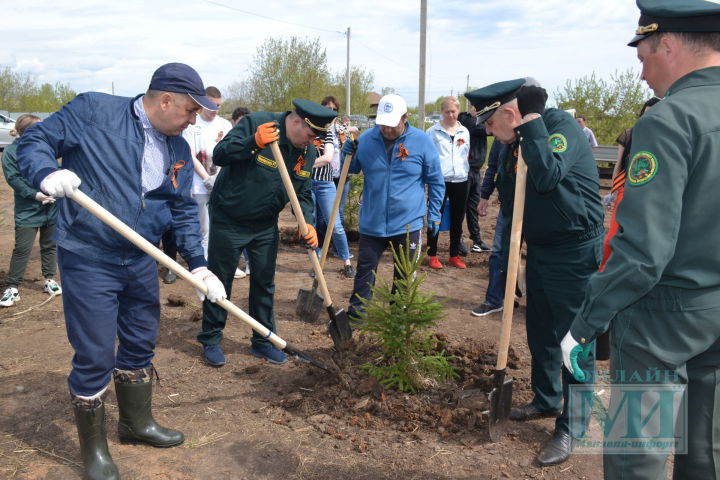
[576,115,598,149]
[181,87,246,279]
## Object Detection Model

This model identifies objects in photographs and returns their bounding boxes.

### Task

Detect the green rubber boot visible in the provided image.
[71,394,120,480]
[113,367,184,447]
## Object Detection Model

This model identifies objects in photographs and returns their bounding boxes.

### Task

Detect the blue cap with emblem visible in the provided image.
[628,0,720,47]
[464,77,541,123]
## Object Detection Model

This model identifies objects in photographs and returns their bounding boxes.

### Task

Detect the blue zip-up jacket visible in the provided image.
[343,123,444,237]
[16,92,206,269]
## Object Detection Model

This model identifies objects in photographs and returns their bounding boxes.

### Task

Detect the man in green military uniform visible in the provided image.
[465,78,604,466]
[198,99,337,366]
[561,1,720,478]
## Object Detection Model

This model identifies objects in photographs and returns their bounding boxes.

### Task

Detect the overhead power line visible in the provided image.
[203,0,344,35]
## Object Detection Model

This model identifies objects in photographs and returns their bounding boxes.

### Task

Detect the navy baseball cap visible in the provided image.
[148,63,218,112]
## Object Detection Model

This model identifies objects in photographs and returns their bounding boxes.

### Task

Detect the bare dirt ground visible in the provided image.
[0,170,610,480]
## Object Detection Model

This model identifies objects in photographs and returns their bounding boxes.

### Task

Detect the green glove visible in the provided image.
[569,340,594,382]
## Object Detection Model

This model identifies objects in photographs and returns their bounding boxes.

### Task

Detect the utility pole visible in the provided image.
[418,0,427,129]
[345,27,351,116]
[465,74,470,111]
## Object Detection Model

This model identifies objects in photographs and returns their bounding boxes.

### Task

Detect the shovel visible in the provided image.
[296,148,354,322]
[488,146,528,442]
[70,190,330,372]
[269,142,353,350]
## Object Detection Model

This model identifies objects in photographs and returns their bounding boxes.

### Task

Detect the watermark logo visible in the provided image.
[569,382,687,455]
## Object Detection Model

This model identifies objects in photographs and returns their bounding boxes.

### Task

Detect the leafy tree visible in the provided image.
[0,66,76,113]
[554,69,651,145]
[325,65,375,116]
[223,36,375,117]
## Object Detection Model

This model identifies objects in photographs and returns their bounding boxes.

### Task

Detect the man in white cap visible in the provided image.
[341,94,444,324]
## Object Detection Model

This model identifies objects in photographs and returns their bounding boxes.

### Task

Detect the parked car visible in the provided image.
[0,114,16,151]
[348,114,371,129]
[425,114,441,127]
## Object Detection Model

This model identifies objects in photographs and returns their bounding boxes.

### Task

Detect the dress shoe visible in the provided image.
[509,402,561,421]
[536,430,572,466]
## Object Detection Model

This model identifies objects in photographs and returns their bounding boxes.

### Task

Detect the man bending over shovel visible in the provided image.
[16,62,227,480]
[465,78,603,466]
[199,99,337,366]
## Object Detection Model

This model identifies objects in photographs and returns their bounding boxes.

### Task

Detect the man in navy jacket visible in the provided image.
[17,63,226,480]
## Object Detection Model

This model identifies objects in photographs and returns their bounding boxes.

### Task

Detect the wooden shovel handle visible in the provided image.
[269,142,335,308]
[70,190,287,350]
[495,147,528,370]
[319,151,353,269]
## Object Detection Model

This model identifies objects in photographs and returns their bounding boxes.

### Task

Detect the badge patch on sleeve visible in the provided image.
[627,151,658,186]
[548,133,568,153]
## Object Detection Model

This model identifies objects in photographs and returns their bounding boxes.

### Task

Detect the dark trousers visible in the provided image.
[58,247,159,396]
[525,235,602,435]
[485,211,506,307]
[160,228,177,261]
[465,168,483,244]
[348,229,421,320]
[604,285,720,479]
[427,181,469,257]
[7,224,57,286]
[199,213,278,348]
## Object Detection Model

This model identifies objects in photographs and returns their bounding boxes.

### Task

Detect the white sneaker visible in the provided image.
[234,268,247,279]
[44,279,62,296]
[244,264,251,276]
[0,287,19,307]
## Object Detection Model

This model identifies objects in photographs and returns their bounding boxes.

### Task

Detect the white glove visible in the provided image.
[602,192,616,208]
[35,192,56,204]
[40,170,81,198]
[203,174,217,192]
[560,331,581,376]
[191,267,227,303]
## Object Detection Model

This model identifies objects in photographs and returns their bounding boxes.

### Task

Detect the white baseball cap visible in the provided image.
[375,94,408,127]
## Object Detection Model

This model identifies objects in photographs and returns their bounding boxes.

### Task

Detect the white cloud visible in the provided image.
[3,0,644,108]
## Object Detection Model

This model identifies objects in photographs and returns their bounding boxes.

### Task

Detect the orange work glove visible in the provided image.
[299,223,318,248]
[254,121,280,149]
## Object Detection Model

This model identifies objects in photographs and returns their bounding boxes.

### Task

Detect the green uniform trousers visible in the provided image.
[198,211,279,349]
[525,234,602,435]
[605,285,720,479]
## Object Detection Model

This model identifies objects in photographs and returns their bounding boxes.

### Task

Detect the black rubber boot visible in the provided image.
[71,394,120,480]
[113,367,184,447]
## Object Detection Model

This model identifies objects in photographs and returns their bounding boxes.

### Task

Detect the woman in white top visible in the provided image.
[425,96,471,269]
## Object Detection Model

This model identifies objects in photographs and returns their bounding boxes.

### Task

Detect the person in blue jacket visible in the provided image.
[342,94,444,323]
[16,62,227,480]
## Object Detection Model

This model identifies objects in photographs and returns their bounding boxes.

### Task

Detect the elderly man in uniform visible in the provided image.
[562,1,720,478]
[465,77,604,466]
[17,63,227,480]
[199,99,337,366]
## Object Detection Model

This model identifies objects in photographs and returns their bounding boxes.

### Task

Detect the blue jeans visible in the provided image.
[312,179,351,261]
[485,210,506,307]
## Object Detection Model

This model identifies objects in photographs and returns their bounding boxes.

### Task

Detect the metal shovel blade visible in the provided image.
[283,342,332,372]
[296,280,324,322]
[327,306,353,350]
[488,368,513,443]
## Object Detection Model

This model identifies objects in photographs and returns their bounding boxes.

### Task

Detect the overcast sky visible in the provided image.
[3,0,643,109]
